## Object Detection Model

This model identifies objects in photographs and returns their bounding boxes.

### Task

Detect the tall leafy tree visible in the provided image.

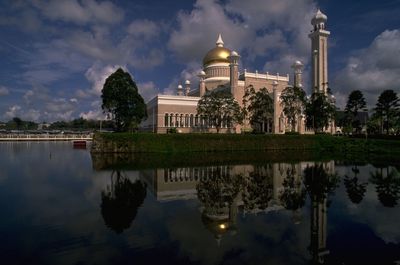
[305,92,336,132]
[101,68,147,132]
[280,86,306,132]
[374,89,399,134]
[242,86,274,133]
[197,90,243,133]
[344,90,367,133]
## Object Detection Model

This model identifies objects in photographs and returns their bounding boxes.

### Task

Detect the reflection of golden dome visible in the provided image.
[203,46,231,66]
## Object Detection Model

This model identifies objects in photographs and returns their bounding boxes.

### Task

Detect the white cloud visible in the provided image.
[4,105,22,119]
[85,62,126,95]
[0,86,9,96]
[167,0,251,63]
[80,109,103,120]
[138,81,159,102]
[333,29,400,109]
[168,0,315,67]
[3,104,41,121]
[127,19,160,40]
[164,62,201,95]
[32,0,124,25]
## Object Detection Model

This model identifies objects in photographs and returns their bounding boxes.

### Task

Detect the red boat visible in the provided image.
[72,140,87,149]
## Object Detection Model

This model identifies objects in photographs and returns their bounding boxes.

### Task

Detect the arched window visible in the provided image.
[190,114,194,127]
[170,114,173,127]
[185,114,189,127]
[164,113,169,127]
[180,114,184,127]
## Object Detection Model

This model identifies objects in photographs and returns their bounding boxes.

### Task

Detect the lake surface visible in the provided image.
[0,142,399,265]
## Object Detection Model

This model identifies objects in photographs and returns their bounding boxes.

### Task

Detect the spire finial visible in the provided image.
[216,33,224,47]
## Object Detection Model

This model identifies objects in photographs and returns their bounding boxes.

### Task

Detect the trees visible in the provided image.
[101,68,147,132]
[305,92,336,132]
[12,117,23,130]
[242,86,274,133]
[197,89,243,133]
[280,86,306,132]
[344,90,367,133]
[373,89,399,134]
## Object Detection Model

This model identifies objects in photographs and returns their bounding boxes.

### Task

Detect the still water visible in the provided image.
[0,142,399,265]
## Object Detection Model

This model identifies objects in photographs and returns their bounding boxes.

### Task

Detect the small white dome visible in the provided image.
[198,70,206,77]
[230,50,239,56]
[294,60,303,66]
[185,80,191,85]
[177,85,183,89]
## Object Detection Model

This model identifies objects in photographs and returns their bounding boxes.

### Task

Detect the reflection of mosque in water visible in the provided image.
[139,161,336,262]
[95,155,400,264]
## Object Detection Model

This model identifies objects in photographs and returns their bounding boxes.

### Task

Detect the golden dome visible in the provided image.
[203,34,231,66]
[203,46,231,66]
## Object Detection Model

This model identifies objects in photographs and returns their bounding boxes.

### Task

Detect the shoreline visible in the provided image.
[90,133,400,156]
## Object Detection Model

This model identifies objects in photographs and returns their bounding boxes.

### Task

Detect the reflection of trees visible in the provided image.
[370,168,400,207]
[303,164,339,204]
[343,163,368,204]
[303,164,339,265]
[101,170,147,234]
[344,176,367,204]
[242,169,274,211]
[197,168,242,214]
[279,166,306,211]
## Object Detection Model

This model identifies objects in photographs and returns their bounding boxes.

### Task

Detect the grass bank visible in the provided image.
[91,133,400,155]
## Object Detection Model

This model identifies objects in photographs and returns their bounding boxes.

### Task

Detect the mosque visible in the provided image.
[140,9,333,134]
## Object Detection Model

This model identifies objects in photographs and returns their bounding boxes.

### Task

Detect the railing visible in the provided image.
[0,133,93,141]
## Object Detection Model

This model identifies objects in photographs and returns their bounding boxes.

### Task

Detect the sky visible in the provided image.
[0,0,399,122]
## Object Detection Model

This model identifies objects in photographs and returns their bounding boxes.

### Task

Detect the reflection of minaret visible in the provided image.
[309,9,330,95]
[310,198,329,264]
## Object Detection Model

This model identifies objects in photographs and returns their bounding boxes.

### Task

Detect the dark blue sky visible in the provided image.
[0,0,399,122]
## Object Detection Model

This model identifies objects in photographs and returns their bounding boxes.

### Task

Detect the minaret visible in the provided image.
[309,9,330,94]
[198,70,206,96]
[310,199,329,264]
[291,60,304,88]
[228,50,240,101]
[184,80,191,96]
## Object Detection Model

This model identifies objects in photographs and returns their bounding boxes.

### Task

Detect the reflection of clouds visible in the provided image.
[335,164,400,243]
